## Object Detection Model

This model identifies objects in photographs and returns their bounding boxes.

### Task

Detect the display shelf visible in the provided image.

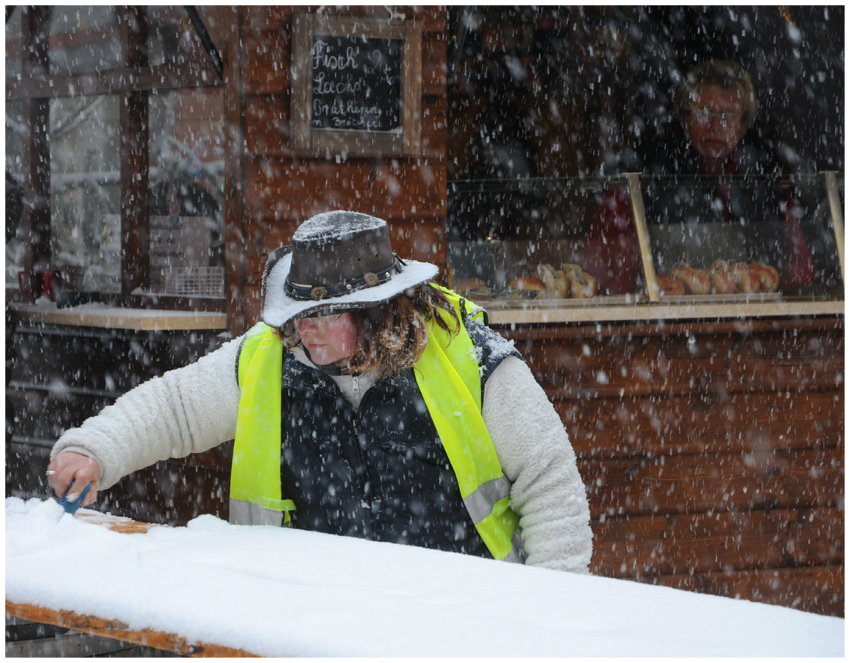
[9,303,227,331]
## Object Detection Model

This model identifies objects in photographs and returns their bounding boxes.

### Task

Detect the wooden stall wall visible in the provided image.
[6,324,229,525]
[496,315,844,617]
[226,6,448,334]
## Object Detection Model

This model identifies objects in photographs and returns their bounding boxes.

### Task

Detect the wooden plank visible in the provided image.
[242,28,291,96]
[562,390,844,458]
[421,31,447,90]
[520,328,844,398]
[245,93,446,159]
[76,511,159,534]
[6,601,257,657]
[244,95,293,156]
[590,506,844,577]
[244,285,263,325]
[581,448,844,519]
[8,391,116,443]
[419,95,447,158]
[486,299,845,326]
[244,158,446,221]
[6,62,223,100]
[9,305,227,330]
[643,565,844,617]
[495,314,845,341]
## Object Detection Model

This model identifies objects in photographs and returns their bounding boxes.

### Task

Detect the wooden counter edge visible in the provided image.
[487,299,845,325]
[6,511,260,657]
[9,303,227,331]
[5,600,259,657]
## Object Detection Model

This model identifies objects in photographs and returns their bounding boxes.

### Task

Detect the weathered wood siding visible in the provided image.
[5,323,231,526]
[495,315,844,617]
[227,6,448,334]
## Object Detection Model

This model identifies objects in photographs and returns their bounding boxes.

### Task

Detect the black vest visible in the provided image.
[277,317,519,557]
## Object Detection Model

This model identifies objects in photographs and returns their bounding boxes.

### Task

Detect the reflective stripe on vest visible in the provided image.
[413,285,523,562]
[232,324,296,526]
[232,290,525,562]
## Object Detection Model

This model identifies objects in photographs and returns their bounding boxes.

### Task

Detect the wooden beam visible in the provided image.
[6,62,223,100]
[118,7,150,297]
[224,7,248,335]
[19,6,51,273]
[6,601,258,658]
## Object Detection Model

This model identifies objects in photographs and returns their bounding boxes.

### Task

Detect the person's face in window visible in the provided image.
[295,312,357,366]
[684,84,746,171]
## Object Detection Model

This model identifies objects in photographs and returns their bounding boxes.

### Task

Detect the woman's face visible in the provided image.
[294,312,357,366]
[684,84,746,169]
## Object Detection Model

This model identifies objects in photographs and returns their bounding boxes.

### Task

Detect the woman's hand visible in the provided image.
[46,452,101,507]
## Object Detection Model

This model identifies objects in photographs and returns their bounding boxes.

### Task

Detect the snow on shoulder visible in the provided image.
[5,497,843,658]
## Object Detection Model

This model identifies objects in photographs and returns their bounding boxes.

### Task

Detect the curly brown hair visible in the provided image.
[282,284,461,377]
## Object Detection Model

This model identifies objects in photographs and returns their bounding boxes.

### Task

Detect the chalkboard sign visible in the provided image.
[291,13,422,155]
[310,35,402,132]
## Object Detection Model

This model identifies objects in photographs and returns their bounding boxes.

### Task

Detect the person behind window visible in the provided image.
[584,59,814,295]
[46,211,592,573]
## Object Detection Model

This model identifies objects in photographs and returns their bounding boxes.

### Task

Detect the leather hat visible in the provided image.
[261,211,439,328]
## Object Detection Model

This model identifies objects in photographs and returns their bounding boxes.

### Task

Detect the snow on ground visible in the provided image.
[5,497,844,658]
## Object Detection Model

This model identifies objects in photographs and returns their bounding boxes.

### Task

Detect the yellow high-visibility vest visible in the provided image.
[232,287,524,562]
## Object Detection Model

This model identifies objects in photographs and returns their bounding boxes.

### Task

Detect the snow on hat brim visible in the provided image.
[261,248,439,329]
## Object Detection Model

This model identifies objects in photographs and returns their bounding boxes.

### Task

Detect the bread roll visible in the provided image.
[730,262,758,293]
[749,261,780,293]
[455,277,485,292]
[657,273,685,296]
[707,260,736,294]
[502,276,546,300]
[670,263,712,295]
[561,263,597,298]
[455,278,494,301]
[536,263,569,299]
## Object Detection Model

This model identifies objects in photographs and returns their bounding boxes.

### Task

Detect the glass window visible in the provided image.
[145,7,210,69]
[48,7,124,76]
[5,5,22,78]
[643,173,842,300]
[148,88,225,297]
[447,6,844,306]
[49,95,122,293]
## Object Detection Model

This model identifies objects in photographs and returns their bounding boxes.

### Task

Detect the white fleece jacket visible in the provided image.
[52,333,593,573]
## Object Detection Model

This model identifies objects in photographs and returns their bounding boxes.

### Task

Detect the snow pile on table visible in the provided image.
[5,497,844,657]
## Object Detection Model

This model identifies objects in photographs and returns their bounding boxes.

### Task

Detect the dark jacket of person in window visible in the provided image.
[584,59,814,295]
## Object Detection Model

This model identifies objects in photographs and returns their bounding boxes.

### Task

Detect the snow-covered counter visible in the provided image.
[6,497,844,658]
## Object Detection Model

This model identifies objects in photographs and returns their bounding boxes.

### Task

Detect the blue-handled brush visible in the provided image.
[59,482,91,515]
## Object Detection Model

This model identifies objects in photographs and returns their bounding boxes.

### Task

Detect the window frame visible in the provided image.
[6,6,224,307]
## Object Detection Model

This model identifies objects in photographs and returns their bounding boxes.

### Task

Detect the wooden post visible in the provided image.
[119,7,150,297]
[627,173,659,302]
[224,6,248,335]
[402,19,423,155]
[823,171,845,285]
[19,6,51,275]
